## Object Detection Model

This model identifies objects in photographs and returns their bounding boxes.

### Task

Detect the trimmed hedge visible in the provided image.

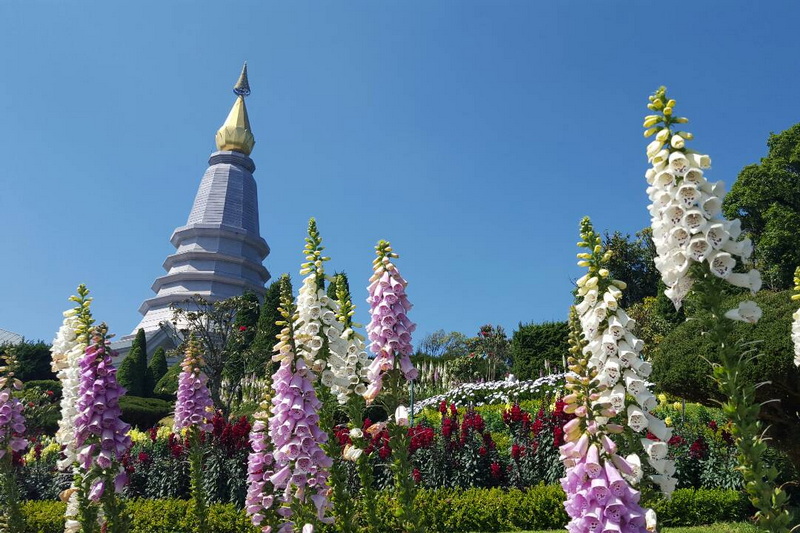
[21,487,750,532]
[119,396,174,429]
[21,500,256,533]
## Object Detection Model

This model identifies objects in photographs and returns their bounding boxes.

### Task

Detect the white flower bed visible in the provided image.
[412,373,567,414]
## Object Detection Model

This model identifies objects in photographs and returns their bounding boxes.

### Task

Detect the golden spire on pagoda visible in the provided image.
[215,62,255,155]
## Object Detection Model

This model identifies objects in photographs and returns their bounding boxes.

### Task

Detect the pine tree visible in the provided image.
[146,347,168,397]
[117,328,148,397]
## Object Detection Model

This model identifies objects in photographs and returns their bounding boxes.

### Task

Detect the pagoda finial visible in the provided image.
[216,63,255,155]
[233,62,251,97]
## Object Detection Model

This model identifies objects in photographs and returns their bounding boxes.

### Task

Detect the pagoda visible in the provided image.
[126,64,270,343]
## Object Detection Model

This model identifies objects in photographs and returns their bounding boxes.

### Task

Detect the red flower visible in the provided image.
[438,401,447,414]
[137,452,150,463]
[449,403,457,417]
[412,468,422,483]
[45,390,54,397]
[668,435,686,447]
[239,326,247,331]
[378,446,392,460]
[478,446,487,456]
[490,462,502,479]
[552,426,564,448]
[707,420,718,431]
[511,444,522,460]
[689,438,708,459]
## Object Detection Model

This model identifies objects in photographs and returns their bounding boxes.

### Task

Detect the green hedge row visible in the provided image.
[21,487,749,532]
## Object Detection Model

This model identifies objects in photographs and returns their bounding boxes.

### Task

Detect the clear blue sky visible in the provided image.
[2,1,799,344]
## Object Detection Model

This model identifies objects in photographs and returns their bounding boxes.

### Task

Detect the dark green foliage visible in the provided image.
[604,228,660,307]
[249,275,290,377]
[509,321,569,380]
[723,123,800,289]
[119,396,173,429]
[1,340,55,382]
[652,290,800,468]
[154,361,181,397]
[117,329,148,397]
[146,347,168,398]
[24,380,61,398]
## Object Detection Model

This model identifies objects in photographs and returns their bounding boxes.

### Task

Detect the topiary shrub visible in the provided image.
[118,329,148,397]
[146,347,168,397]
[652,289,800,470]
[154,362,181,398]
[119,396,173,429]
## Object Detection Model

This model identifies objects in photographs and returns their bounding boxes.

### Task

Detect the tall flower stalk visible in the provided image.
[51,285,95,533]
[365,240,418,404]
[74,324,132,533]
[268,280,333,531]
[365,240,421,533]
[561,218,652,533]
[643,87,792,531]
[173,335,214,532]
[0,348,26,532]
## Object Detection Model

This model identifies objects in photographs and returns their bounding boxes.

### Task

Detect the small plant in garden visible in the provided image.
[173,334,214,531]
[643,86,792,531]
[0,348,27,532]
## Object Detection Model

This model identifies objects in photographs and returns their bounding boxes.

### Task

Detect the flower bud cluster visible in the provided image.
[173,336,214,433]
[365,241,417,401]
[74,326,132,501]
[0,351,26,462]
[644,87,761,312]
[266,285,333,530]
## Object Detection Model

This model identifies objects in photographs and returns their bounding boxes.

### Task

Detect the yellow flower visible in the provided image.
[672,401,682,411]
[657,393,668,405]
[129,428,149,444]
[664,416,673,426]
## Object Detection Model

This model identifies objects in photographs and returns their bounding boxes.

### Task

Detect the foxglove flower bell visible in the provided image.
[365,241,417,401]
[644,89,760,312]
[0,359,26,462]
[173,336,214,433]
[73,327,132,501]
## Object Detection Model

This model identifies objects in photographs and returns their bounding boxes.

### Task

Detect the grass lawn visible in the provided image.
[512,523,757,533]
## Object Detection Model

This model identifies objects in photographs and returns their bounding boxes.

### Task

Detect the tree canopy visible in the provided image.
[603,228,659,308]
[723,123,800,289]
[509,321,569,380]
[117,329,148,397]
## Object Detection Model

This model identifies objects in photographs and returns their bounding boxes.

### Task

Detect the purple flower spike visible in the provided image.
[173,336,214,433]
[0,376,27,461]
[73,326,131,493]
[561,443,649,533]
[365,241,417,401]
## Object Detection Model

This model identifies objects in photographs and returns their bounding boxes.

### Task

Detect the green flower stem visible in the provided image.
[76,472,100,533]
[692,264,792,532]
[187,427,208,533]
[0,453,23,532]
[326,435,358,533]
[388,422,423,533]
[99,479,128,533]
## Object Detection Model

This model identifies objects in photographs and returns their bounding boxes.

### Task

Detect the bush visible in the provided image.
[19,487,749,532]
[652,289,800,470]
[154,362,181,397]
[119,396,173,429]
[24,380,62,398]
[20,500,257,533]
